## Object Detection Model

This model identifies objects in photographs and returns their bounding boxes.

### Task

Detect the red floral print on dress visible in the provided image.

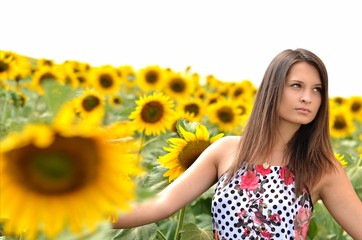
[255,164,271,176]
[294,207,312,240]
[260,229,272,240]
[240,171,260,191]
[280,166,294,185]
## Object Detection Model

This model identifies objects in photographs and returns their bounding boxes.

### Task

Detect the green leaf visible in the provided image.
[157,218,178,240]
[308,201,348,239]
[348,158,362,200]
[104,224,158,240]
[137,166,169,195]
[180,223,213,240]
[42,81,75,117]
[175,119,199,137]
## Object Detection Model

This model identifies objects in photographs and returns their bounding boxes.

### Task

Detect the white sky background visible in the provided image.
[1,0,361,97]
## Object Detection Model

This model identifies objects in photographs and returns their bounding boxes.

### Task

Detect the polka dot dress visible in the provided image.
[211,163,313,240]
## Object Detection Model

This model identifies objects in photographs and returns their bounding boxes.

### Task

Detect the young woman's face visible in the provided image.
[279,62,322,127]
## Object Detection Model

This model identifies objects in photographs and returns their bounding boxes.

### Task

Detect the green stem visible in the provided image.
[157,229,167,240]
[137,130,146,163]
[174,207,186,240]
[0,92,9,124]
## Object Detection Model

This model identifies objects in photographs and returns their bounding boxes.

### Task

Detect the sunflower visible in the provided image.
[75,71,92,89]
[170,111,199,133]
[7,90,27,108]
[176,97,205,122]
[0,123,141,239]
[236,98,253,130]
[194,86,208,100]
[37,58,55,68]
[129,91,175,136]
[0,51,31,82]
[72,88,106,125]
[158,121,224,181]
[347,96,362,122]
[205,74,223,89]
[117,65,137,91]
[62,60,91,75]
[330,96,347,106]
[89,66,122,96]
[163,71,195,100]
[136,65,165,93]
[27,65,65,95]
[59,63,82,89]
[204,92,224,105]
[207,97,243,133]
[329,102,355,138]
[228,80,256,101]
[108,95,123,109]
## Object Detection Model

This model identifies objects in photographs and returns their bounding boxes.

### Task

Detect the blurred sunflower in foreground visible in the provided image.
[158,120,224,181]
[0,123,142,240]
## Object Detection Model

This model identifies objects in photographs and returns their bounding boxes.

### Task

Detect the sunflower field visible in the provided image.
[0,50,361,240]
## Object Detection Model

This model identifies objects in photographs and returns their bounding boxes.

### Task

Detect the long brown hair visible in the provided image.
[225,48,336,195]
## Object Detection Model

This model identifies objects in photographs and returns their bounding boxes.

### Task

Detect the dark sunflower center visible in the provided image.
[17,94,26,107]
[198,93,205,99]
[64,76,72,85]
[184,103,200,116]
[141,101,164,123]
[334,97,344,105]
[234,87,244,97]
[145,71,159,84]
[82,95,100,111]
[113,96,122,105]
[170,78,186,93]
[208,98,218,105]
[217,107,234,123]
[351,102,361,113]
[7,135,98,195]
[178,140,210,169]
[77,76,86,84]
[40,72,56,84]
[0,61,9,73]
[43,60,53,66]
[99,73,114,88]
[333,116,347,130]
[31,153,75,184]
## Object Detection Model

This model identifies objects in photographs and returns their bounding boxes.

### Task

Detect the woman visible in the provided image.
[113,48,362,239]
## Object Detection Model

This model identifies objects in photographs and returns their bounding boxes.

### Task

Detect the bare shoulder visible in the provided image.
[210,135,240,153]
[312,158,350,202]
[209,135,241,178]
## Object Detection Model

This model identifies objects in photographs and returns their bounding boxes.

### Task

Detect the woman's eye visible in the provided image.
[291,83,301,88]
[313,87,322,93]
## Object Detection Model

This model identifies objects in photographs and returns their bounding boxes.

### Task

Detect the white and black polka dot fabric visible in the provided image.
[211,163,313,240]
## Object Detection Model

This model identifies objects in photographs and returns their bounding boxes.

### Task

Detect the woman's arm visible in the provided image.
[112,136,237,228]
[318,161,362,240]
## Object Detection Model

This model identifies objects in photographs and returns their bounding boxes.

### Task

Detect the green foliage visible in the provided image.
[180,223,213,240]
[104,224,159,240]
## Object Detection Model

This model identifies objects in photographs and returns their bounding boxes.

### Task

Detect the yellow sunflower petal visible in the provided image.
[210,133,225,143]
[179,126,196,141]
[168,138,187,147]
[195,125,210,140]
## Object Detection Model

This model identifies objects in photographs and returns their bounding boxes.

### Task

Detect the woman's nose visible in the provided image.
[300,92,312,104]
